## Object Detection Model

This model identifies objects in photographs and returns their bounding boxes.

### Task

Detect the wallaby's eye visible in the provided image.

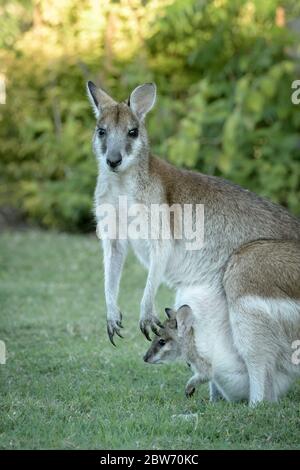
[97,128,106,137]
[159,339,166,346]
[128,128,139,138]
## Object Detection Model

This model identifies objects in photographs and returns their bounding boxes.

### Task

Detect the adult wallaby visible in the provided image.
[87,81,300,404]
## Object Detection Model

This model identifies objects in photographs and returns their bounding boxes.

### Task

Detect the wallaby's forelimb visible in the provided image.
[185,373,207,397]
[102,238,128,345]
[140,241,170,340]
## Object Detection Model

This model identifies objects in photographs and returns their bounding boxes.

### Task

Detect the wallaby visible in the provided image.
[87,81,300,404]
[144,305,248,402]
[145,253,300,405]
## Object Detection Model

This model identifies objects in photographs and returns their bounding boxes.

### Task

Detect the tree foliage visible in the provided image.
[0,0,299,230]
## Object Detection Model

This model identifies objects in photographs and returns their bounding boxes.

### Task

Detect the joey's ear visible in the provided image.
[129,83,156,120]
[165,307,177,329]
[177,305,194,338]
[86,81,116,118]
[165,307,173,319]
[165,307,178,320]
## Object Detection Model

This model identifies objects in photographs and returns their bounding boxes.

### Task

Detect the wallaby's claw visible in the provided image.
[140,316,163,341]
[155,319,164,329]
[107,314,123,345]
[185,377,197,398]
[140,323,152,341]
[107,327,117,347]
[151,324,160,336]
[185,386,195,398]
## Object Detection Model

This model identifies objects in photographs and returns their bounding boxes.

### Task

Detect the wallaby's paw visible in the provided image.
[139,315,163,341]
[185,383,196,398]
[107,311,123,346]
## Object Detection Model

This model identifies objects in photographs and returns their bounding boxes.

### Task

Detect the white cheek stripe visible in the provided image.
[238,295,300,323]
[150,342,174,363]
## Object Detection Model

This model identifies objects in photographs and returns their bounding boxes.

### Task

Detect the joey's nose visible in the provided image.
[143,353,149,363]
[106,155,122,168]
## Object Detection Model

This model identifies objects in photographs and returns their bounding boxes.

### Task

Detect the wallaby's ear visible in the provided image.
[86,81,116,118]
[165,307,173,319]
[177,305,194,338]
[129,83,156,120]
[165,307,177,329]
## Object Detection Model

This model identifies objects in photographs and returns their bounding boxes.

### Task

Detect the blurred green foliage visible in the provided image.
[0,0,299,230]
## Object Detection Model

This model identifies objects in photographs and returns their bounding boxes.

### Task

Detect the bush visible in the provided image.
[0,0,299,231]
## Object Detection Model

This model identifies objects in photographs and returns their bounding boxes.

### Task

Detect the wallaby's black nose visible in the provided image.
[107,156,122,168]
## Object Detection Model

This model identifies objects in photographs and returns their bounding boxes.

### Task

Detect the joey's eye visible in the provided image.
[159,339,166,346]
[97,128,106,137]
[128,128,139,138]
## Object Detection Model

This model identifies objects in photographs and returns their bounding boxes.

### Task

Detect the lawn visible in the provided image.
[0,230,299,450]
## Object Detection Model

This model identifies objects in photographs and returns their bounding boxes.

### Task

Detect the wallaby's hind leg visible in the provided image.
[227,299,279,405]
[221,240,300,405]
[247,363,277,405]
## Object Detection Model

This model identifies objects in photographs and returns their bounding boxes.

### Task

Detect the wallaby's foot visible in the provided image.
[107,310,124,346]
[139,315,164,341]
[185,375,200,398]
[185,383,196,398]
[249,392,278,407]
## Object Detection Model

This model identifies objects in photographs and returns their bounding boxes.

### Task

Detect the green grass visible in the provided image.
[0,230,299,450]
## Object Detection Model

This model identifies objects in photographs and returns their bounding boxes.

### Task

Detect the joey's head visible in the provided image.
[86,81,156,173]
[143,305,194,365]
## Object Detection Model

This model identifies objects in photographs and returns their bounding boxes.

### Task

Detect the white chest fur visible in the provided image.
[95,173,153,268]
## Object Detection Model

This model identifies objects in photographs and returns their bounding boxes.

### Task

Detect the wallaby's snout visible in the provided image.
[106,152,122,169]
[143,352,150,363]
